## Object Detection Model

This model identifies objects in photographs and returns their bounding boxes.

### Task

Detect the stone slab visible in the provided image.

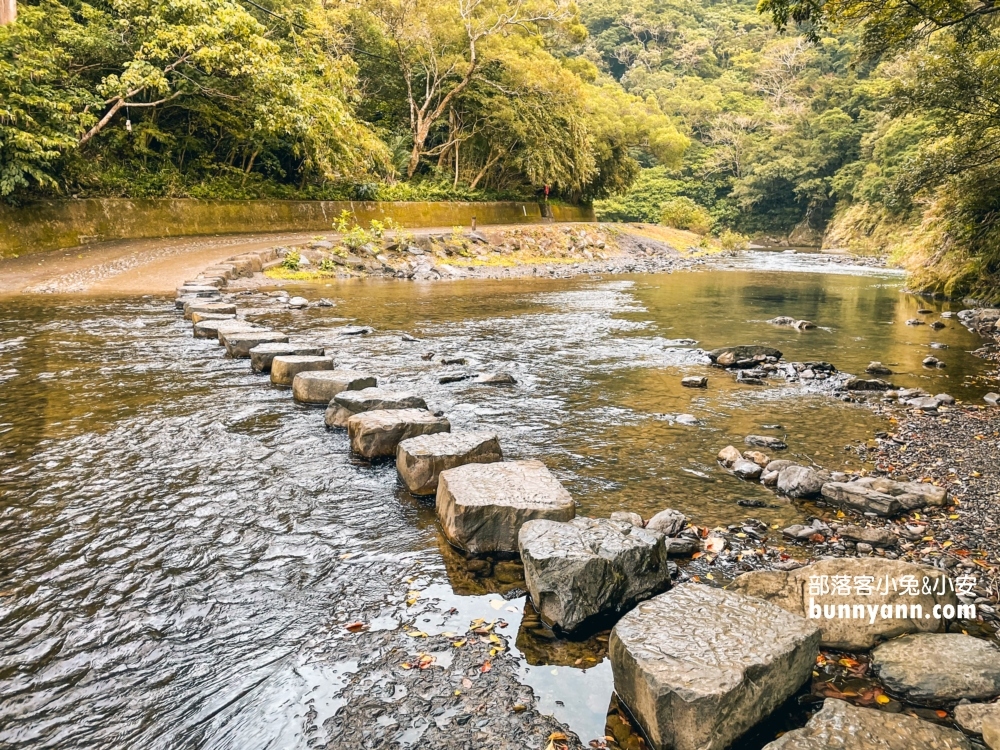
[249,343,325,374]
[396,430,502,496]
[436,460,576,554]
[222,330,289,358]
[193,319,257,340]
[348,408,450,459]
[292,369,376,404]
[324,387,419,428]
[269,356,333,388]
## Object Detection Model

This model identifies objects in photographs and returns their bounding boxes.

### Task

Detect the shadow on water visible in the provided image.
[0,259,996,748]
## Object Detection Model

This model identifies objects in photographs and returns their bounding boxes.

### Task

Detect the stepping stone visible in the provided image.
[183,301,236,321]
[348,408,450,459]
[325,387,425,428]
[175,295,202,310]
[730,558,958,650]
[396,430,502,496]
[271,355,334,388]
[249,343,325,374]
[190,311,235,324]
[609,583,820,750]
[872,633,1000,707]
[436,460,575,554]
[222,330,288,358]
[177,285,221,297]
[519,517,672,632]
[192,276,225,288]
[762,698,972,749]
[292,368,374,403]
[193,319,257,340]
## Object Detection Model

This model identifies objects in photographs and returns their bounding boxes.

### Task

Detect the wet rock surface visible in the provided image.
[248,342,324,373]
[271,355,333,388]
[348,408,451,459]
[291,368,374,403]
[609,583,820,750]
[518,517,671,632]
[325,387,426,428]
[396,430,503,496]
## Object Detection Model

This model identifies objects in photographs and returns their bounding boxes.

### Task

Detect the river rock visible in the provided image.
[396,431,502,495]
[743,450,770,467]
[610,511,644,527]
[681,376,707,388]
[985,393,1000,406]
[183,301,236,321]
[292,368,372,403]
[177,284,221,296]
[665,537,698,556]
[348,408,450,459]
[190,311,235,324]
[287,296,309,309]
[745,435,787,450]
[872,633,1000,707]
[865,362,893,375]
[708,345,783,367]
[777,465,824,498]
[325,387,424,428]
[729,558,958,650]
[646,508,687,536]
[821,476,947,516]
[249,343,325,373]
[761,459,797,487]
[518,517,672,632]
[718,445,742,467]
[222,330,289,358]
[436,460,575,554]
[845,377,894,391]
[271,355,334,388]
[609,583,820,750]
[762,698,972,749]
[475,371,517,385]
[732,459,763,480]
[955,702,1000,736]
[193,319,257,340]
[838,524,896,547]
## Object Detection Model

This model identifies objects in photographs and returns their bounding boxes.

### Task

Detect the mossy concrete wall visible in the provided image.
[0,199,595,257]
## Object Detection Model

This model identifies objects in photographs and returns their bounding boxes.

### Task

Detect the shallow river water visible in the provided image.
[0,255,994,748]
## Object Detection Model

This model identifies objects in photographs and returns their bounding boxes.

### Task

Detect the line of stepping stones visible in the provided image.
[175,269,1000,750]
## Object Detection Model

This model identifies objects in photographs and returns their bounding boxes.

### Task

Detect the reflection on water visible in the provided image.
[0,260,995,748]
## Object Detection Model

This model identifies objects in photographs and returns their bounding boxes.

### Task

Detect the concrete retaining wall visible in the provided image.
[0,199,595,257]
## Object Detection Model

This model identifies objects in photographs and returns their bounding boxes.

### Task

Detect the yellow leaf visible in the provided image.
[489,633,502,644]
[406,630,428,638]
[949,515,960,520]
[452,640,466,648]
[706,573,714,580]
[876,694,890,704]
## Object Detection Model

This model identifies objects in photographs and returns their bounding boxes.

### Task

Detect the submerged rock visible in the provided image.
[609,583,820,750]
[436,460,575,554]
[325,387,425,428]
[745,435,788,450]
[873,633,1000,707]
[729,558,958,650]
[396,431,502,496]
[475,371,517,385]
[519,517,671,632]
[348,408,450,459]
[762,698,972,749]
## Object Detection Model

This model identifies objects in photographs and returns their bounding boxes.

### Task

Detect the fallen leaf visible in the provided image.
[462,677,473,689]
[345,621,366,633]
[480,660,492,673]
[876,694,890,705]
[405,630,428,638]
[452,639,467,648]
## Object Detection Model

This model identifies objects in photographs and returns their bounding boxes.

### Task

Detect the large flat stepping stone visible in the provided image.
[348,408,449,459]
[325,387,424,428]
[190,311,235,324]
[730,558,957,650]
[249,343,325,374]
[436,460,575,555]
[292,369,374,403]
[222,330,288,358]
[821,476,948,516]
[519,517,671,632]
[270,355,333,388]
[193,319,258,340]
[872,633,1000,707]
[763,698,972,749]
[183,301,236,320]
[396,430,502,496]
[609,583,820,750]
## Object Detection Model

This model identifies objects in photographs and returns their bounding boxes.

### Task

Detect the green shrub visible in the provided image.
[660,197,714,235]
[718,229,750,251]
[281,251,301,271]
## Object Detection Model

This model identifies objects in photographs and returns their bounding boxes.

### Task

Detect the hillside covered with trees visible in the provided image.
[2,0,1000,298]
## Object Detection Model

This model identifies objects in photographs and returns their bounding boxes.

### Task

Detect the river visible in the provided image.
[0,255,992,748]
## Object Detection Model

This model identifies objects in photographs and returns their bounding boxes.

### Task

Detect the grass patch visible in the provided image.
[264,267,342,281]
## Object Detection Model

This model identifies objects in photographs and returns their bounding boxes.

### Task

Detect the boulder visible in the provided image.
[745,435,787,450]
[955,701,1000,736]
[729,558,958,650]
[271,356,334,388]
[193,319,257,340]
[664,537,698,556]
[872,633,1000,707]
[681,376,708,388]
[609,583,820,750]
[348,408,450,459]
[732,459,763,480]
[717,445,742,467]
[865,362,893,376]
[325,387,424,428]
[222,330,289,358]
[519,517,672,632]
[475,371,517,385]
[743,450,770,467]
[610,511,644,527]
[761,459,798,487]
[183,301,236,321]
[645,508,687,536]
[396,431,502,495]
[777,466,824,498]
[822,476,947,516]
[762,698,972,749]
[845,377,894,391]
[249,343,324,374]
[436,460,575,554]
[708,345,783,367]
[985,714,1000,750]
[287,296,309,309]
[292,368,374,403]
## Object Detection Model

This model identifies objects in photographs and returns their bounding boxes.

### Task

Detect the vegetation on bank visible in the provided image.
[2,0,1000,298]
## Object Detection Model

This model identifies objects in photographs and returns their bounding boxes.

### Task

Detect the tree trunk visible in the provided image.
[0,0,16,25]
